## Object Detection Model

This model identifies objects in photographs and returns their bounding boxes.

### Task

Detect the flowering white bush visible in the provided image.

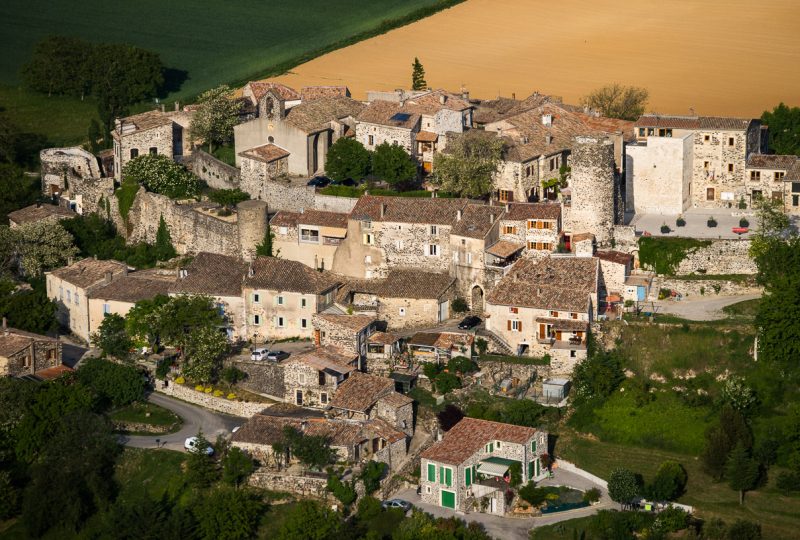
[123,154,200,199]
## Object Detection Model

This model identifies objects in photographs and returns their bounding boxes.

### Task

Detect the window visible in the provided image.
[531,440,537,452]
[525,165,531,176]
[647,128,654,136]
[368,135,374,145]
[427,463,436,482]
[502,225,517,235]
[130,148,138,159]
[704,134,710,142]
[466,253,472,264]
[509,306,518,314]
[465,467,472,487]
[276,316,285,327]
[550,310,559,317]
[430,225,438,235]
[74,293,79,305]
[486,442,494,453]
[704,161,710,169]
[728,137,735,146]
[549,158,556,171]
[399,307,406,317]
[706,187,715,201]
[320,392,328,404]
[277,296,284,306]
[793,183,800,193]
[496,441,502,448]
[364,255,372,264]
[253,293,260,303]
[750,171,761,181]
[301,298,307,308]
[66,290,71,303]
[253,314,261,325]
[510,320,522,332]
[444,467,452,487]
[363,233,374,245]
[793,195,799,207]
[728,163,734,173]
[427,244,440,256]
[300,228,319,243]
[638,128,646,137]
[498,189,513,202]
[103,303,110,314]
[299,373,306,384]
[394,240,403,250]
[776,172,785,182]
[149,147,157,155]
[426,486,431,494]
[571,312,578,319]
[300,318,308,329]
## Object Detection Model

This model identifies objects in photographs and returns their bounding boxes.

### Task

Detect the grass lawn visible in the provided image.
[722,297,761,320]
[555,430,800,540]
[530,515,597,540]
[110,401,182,432]
[638,237,711,275]
[113,447,189,504]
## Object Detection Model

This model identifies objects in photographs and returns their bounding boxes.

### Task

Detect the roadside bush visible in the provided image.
[447,356,477,374]
[221,366,246,385]
[519,484,551,506]
[155,357,172,379]
[76,358,146,408]
[359,461,387,494]
[652,506,689,533]
[451,297,468,313]
[175,376,185,384]
[660,223,671,234]
[583,487,601,503]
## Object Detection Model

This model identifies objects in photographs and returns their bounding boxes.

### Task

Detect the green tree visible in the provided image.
[325,137,371,182]
[499,399,545,428]
[646,461,687,501]
[87,118,104,153]
[208,188,250,210]
[702,405,753,480]
[185,431,218,487]
[446,356,477,375]
[125,294,171,348]
[724,519,762,540]
[91,314,133,361]
[256,226,276,257]
[726,443,760,505]
[371,142,417,186]
[76,358,146,407]
[154,214,177,261]
[761,103,800,156]
[123,154,200,199]
[431,131,504,198]
[222,447,255,488]
[608,468,640,508]
[572,348,625,401]
[274,499,345,540]
[327,472,357,508]
[749,197,790,267]
[433,372,462,394]
[153,294,224,350]
[581,84,649,121]
[411,57,427,91]
[182,325,228,383]
[0,164,40,225]
[0,221,79,277]
[282,426,335,471]
[101,492,198,540]
[21,36,93,98]
[359,460,387,494]
[0,470,19,520]
[195,487,263,540]
[190,85,243,153]
[0,277,58,334]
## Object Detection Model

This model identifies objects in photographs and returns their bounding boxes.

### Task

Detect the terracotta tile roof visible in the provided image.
[304,418,365,446]
[238,143,290,163]
[301,86,351,101]
[487,257,599,312]
[330,371,395,413]
[49,258,128,289]
[501,202,561,221]
[244,257,341,294]
[634,114,754,131]
[415,130,438,143]
[286,96,365,133]
[341,270,454,300]
[787,160,800,182]
[350,195,469,225]
[473,92,558,125]
[364,418,406,443]
[534,317,589,331]
[117,110,173,134]
[0,327,57,357]
[34,364,73,380]
[450,204,504,239]
[356,101,420,130]
[421,417,538,465]
[486,240,525,258]
[313,313,375,332]
[377,392,413,409]
[746,154,798,170]
[287,348,357,374]
[403,90,472,114]
[246,81,300,102]
[170,252,248,297]
[271,209,349,229]
[231,414,299,445]
[595,250,633,266]
[89,273,175,303]
[368,331,400,345]
[8,204,75,225]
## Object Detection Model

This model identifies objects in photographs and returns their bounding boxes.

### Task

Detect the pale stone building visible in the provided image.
[485,256,599,373]
[312,313,377,367]
[420,418,548,515]
[0,323,62,378]
[242,257,341,343]
[8,203,75,228]
[111,109,193,179]
[355,100,421,158]
[282,348,358,408]
[169,252,249,340]
[595,251,633,300]
[238,144,290,200]
[39,147,103,198]
[271,208,349,271]
[625,133,694,214]
[330,371,414,437]
[744,154,800,212]
[496,202,562,256]
[88,271,175,337]
[46,258,129,343]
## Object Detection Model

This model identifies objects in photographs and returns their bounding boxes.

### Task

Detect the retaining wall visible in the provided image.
[248,470,329,499]
[659,277,761,298]
[555,459,608,490]
[185,149,241,190]
[674,239,756,275]
[156,380,269,417]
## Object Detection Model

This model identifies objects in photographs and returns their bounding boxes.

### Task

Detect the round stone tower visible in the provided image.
[566,136,617,246]
[237,199,268,261]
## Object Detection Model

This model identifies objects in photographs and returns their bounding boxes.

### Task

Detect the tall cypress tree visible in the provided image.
[154,215,177,261]
[411,57,427,91]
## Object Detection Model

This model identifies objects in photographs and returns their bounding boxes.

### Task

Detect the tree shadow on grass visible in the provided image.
[159,67,190,99]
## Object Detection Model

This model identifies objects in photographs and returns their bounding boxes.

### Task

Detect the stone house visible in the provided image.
[631,114,764,209]
[46,258,129,343]
[271,208,349,271]
[485,256,599,374]
[312,313,377,368]
[337,270,456,329]
[8,203,76,228]
[365,330,403,375]
[111,109,193,179]
[329,371,414,437]
[39,147,103,198]
[88,270,175,337]
[0,322,62,378]
[595,251,633,300]
[496,202,562,256]
[448,203,505,311]
[242,257,341,343]
[355,100,421,158]
[744,154,800,212]
[420,417,548,515]
[334,194,470,279]
[625,133,694,214]
[234,86,365,176]
[282,348,358,408]
[238,144,290,200]
[407,332,474,364]
[169,252,249,340]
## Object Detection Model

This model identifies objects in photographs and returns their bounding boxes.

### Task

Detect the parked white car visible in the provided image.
[184,437,213,455]
[250,348,270,361]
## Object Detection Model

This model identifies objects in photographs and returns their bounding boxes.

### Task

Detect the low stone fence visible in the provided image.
[248,470,329,499]
[112,420,179,434]
[674,239,756,275]
[185,149,241,190]
[156,379,268,418]
[659,277,761,298]
[313,194,358,213]
[555,459,608,490]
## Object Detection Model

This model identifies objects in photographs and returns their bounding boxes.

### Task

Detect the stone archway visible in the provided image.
[471,285,484,312]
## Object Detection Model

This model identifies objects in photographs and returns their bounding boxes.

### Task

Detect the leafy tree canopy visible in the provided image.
[190,85,242,153]
[195,487,263,540]
[182,325,228,383]
[123,154,200,199]
[761,102,800,156]
[0,221,79,277]
[207,188,250,209]
[91,314,134,361]
[431,131,504,198]
[581,83,649,121]
[371,142,417,186]
[76,358,145,407]
[0,164,40,225]
[608,467,641,506]
[154,214,177,261]
[646,460,687,501]
[0,277,58,334]
[411,57,427,91]
[325,137,371,182]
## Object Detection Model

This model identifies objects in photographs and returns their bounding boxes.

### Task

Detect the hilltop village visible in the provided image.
[3,79,796,538]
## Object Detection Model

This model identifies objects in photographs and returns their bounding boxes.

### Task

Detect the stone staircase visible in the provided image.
[476,328,515,356]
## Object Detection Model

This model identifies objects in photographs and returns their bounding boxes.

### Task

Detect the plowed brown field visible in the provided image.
[270,0,800,117]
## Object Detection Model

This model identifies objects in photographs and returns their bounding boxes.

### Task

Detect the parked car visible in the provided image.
[267,350,290,361]
[331,178,357,187]
[307,176,330,188]
[184,437,214,455]
[381,499,413,512]
[458,315,481,330]
[250,347,270,361]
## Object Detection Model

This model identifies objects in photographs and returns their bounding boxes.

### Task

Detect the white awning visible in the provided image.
[477,460,510,478]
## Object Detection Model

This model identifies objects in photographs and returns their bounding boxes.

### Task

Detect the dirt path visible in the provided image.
[653,293,761,321]
[270,0,799,117]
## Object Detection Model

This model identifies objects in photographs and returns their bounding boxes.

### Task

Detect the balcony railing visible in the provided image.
[537,336,555,345]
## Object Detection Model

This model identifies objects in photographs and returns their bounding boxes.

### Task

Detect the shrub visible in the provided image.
[221,365,246,384]
[738,196,747,209]
[660,223,671,234]
[433,372,462,394]
[76,358,146,408]
[327,473,356,508]
[518,484,551,506]
[583,487,601,503]
[175,376,185,384]
[739,217,750,227]
[123,154,200,199]
[204,387,213,394]
[422,362,442,380]
[624,299,634,308]
[195,384,205,391]
[475,338,488,355]
[451,297,469,313]
[646,461,687,501]
[508,462,522,488]
[447,356,477,374]
[676,216,686,227]
[155,358,172,379]
[227,393,236,400]
[213,390,223,397]
[707,217,717,227]
[359,461,387,494]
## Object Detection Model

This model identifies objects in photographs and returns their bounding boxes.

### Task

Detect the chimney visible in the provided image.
[247,263,254,278]
[123,266,128,276]
[505,203,511,212]
[300,207,305,214]
[380,203,387,218]
[104,271,112,285]
[439,94,447,105]
[36,202,41,208]
[456,209,462,221]
[522,136,529,144]
[542,114,553,127]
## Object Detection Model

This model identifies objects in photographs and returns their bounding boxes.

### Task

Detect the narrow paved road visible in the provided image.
[652,293,761,321]
[119,392,243,451]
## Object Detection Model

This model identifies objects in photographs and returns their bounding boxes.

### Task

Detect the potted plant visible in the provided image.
[738,196,747,209]
[739,217,749,227]
[676,216,686,227]
[660,223,671,234]
[707,217,717,228]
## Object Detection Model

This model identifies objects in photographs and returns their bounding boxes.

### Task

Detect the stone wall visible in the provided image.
[674,239,757,275]
[185,149,240,190]
[373,437,408,472]
[40,147,101,195]
[476,360,539,388]
[248,470,329,499]
[314,194,358,213]
[659,277,761,298]
[226,358,285,400]
[690,125,760,208]
[156,380,268,417]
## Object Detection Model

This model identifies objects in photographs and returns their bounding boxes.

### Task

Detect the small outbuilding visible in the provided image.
[542,378,571,401]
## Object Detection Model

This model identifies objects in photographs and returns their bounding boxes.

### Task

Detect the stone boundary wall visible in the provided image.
[112,420,178,434]
[156,380,268,417]
[675,239,756,275]
[659,277,762,298]
[262,181,358,214]
[225,358,285,400]
[185,150,241,190]
[313,194,358,213]
[555,459,608,490]
[248,470,329,499]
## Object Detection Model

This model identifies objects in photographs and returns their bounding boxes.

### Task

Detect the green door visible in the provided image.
[441,489,456,509]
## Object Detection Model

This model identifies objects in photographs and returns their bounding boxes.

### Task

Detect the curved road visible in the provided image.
[119,392,243,451]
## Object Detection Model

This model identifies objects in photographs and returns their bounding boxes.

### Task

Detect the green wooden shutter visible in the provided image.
[465,467,472,487]
[439,466,444,484]
[488,442,494,453]
[441,490,456,509]
[536,458,540,477]
[427,463,436,482]
[531,440,536,453]
[445,468,452,487]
